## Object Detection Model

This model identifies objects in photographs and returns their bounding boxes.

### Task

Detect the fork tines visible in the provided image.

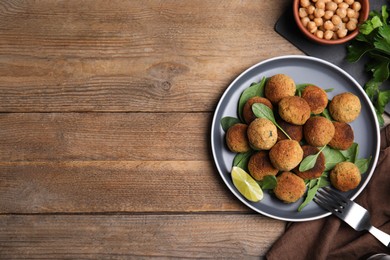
[314,187,349,214]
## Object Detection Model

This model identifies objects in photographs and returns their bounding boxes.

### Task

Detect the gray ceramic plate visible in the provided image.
[211,55,380,222]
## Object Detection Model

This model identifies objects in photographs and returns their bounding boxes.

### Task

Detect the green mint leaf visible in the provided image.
[237,77,266,121]
[220,116,241,132]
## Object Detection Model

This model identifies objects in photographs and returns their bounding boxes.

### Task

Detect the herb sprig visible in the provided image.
[347,5,390,126]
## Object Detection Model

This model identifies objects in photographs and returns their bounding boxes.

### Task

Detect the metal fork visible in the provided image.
[314,187,390,248]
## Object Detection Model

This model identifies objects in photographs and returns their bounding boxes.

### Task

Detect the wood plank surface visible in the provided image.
[0,214,285,259]
[0,112,211,161]
[0,161,248,214]
[0,0,298,258]
[0,0,295,112]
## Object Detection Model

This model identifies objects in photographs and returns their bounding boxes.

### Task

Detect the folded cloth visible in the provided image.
[267,125,390,260]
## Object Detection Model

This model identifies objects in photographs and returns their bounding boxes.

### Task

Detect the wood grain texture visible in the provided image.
[0,214,285,259]
[0,161,249,214]
[0,0,296,112]
[0,112,211,161]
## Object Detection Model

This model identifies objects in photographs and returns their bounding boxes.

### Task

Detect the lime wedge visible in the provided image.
[231,166,263,202]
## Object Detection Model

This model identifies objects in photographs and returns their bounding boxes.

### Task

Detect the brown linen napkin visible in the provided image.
[267,125,390,260]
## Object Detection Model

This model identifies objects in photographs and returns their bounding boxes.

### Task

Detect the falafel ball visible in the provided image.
[226,123,250,153]
[278,96,311,125]
[301,85,328,114]
[303,116,335,147]
[328,121,354,150]
[248,151,278,181]
[265,74,296,104]
[269,140,303,171]
[247,118,278,150]
[330,162,361,192]
[243,96,273,124]
[329,92,361,123]
[293,145,325,179]
[274,172,306,203]
[276,118,303,142]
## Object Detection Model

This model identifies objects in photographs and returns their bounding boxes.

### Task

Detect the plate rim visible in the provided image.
[210,54,381,222]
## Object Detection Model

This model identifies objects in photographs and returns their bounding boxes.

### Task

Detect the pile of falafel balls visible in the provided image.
[225,74,362,204]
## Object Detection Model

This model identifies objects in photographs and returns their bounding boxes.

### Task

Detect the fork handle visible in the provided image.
[368,226,390,248]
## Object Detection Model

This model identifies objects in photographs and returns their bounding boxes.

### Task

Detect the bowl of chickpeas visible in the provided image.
[293,0,369,44]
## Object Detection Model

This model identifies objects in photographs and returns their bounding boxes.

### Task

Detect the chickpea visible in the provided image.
[332,15,342,25]
[314,8,325,18]
[325,1,338,11]
[336,8,347,18]
[309,14,315,20]
[307,21,317,33]
[345,0,354,5]
[301,17,311,27]
[337,28,348,38]
[314,17,324,26]
[346,8,355,18]
[300,0,311,8]
[353,11,360,19]
[346,20,357,31]
[323,20,334,30]
[324,30,334,40]
[334,0,343,4]
[352,2,361,12]
[316,0,325,9]
[299,7,308,18]
[324,10,334,20]
[338,2,349,9]
[342,16,349,23]
[316,30,324,39]
[307,5,315,14]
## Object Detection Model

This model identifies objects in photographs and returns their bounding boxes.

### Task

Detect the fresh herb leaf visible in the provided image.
[340,143,359,163]
[347,5,390,126]
[233,150,254,171]
[299,145,326,172]
[237,77,266,121]
[258,175,277,190]
[322,145,346,171]
[298,172,330,212]
[321,108,332,120]
[355,156,372,174]
[324,88,334,93]
[298,179,319,212]
[220,116,241,132]
[252,103,292,140]
[296,83,310,96]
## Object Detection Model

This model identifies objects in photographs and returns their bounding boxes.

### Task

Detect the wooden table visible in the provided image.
[1,1,387,258]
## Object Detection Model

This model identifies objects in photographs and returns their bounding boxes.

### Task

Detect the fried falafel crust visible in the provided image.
[248,151,278,181]
[293,145,325,179]
[226,123,250,153]
[274,172,306,203]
